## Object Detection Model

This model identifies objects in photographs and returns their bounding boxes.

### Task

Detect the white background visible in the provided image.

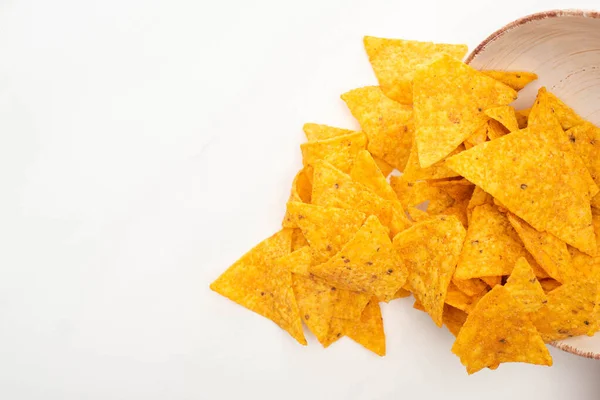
[2,0,600,399]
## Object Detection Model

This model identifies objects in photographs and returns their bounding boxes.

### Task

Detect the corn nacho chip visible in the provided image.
[311,160,394,227]
[278,246,312,276]
[282,169,313,228]
[507,213,572,282]
[413,55,517,167]
[452,277,488,297]
[464,122,488,149]
[568,213,600,278]
[532,89,585,130]
[482,70,538,91]
[310,215,408,301]
[539,279,562,293]
[394,215,466,326]
[430,179,474,202]
[301,131,368,173]
[392,287,412,299]
[211,229,306,345]
[286,202,366,264]
[389,176,454,214]
[481,276,502,288]
[565,122,600,209]
[402,140,463,181]
[373,156,395,177]
[406,206,430,223]
[292,273,336,345]
[486,119,509,140]
[446,126,598,255]
[363,36,467,104]
[334,289,371,320]
[515,108,530,129]
[444,305,468,337]
[484,105,519,132]
[341,86,413,170]
[505,257,547,313]
[452,285,552,374]
[336,297,386,356]
[445,282,480,313]
[303,123,354,142]
[291,228,309,252]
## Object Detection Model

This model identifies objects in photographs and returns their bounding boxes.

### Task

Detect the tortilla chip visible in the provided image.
[505,257,548,313]
[452,285,552,374]
[311,160,394,227]
[334,289,371,320]
[282,169,313,228]
[292,273,336,345]
[446,125,598,256]
[392,287,412,299]
[455,204,541,279]
[532,279,599,342]
[301,132,368,173]
[291,228,309,252]
[363,36,467,104]
[446,282,480,313]
[439,198,469,228]
[507,213,572,283]
[452,277,488,297]
[286,202,366,264]
[464,122,488,149]
[413,55,517,167]
[530,89,585,130]
[303,123,354,142]
[431,179,475,202]
[444,305,468,337]
[485,105,519,132]
[351,150,399,201]
[403,139,463,181]
[486,119,509,141]
[482,70,538,91]
[278,246,312,276]
[373,156,395,177]
[406,206,430,222]
[539,279,562,293]
[341,86,413,170]
[210,229,306,344]
[390,176,455,214]
[481,276,502,288]
[337,297,386,356]
[467,186,493,222]
[394,215,466,326]
[569,213,600,278]
[515,108,530,129]
[311,215,408,301]
[565,122,600,209]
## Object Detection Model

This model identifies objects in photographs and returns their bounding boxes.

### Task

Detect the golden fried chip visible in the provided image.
[351,150,399,201]
[568,213,600,278]
[455,204,541,279]
[277,246,312,276]
[406,206,430,222]
[481,276,502,288]
[311,160,394,227]
[464,122,488,149]
[337,297,386,356]
[467,186,493,222]
[529,89,585,130]
[291,228,309,252]
[210,229,306,344]
[390,176,455,215]
[413,55,517,167]
[505,257,547,313]
[334,289,371,320]
[532,279,599,342]
[444,305,468,337]
[446,282,480,313]
[282,169,313,228]
[485,105,519,132]
[515,108,530,129]
[482,70,538,91]
[373,156,395,177]
[486,119,509,140]
[286,202,366,264]
[430,179,474,202]
[394,215,466,326]
[402,140,462,181]
[452,285,552,374]
[507,213,572,282]
[301,131,368,173]
[363,36,467,104]
[392,287,411,299]
[539,279,562,293]
[439,198,469,228]
[565,122,600,209]
[292,273,336,345]
[446,126,598,256]
[341,86,413,170]
[311,216,408,301]
[452,277,488,297]
[303,123,354,142]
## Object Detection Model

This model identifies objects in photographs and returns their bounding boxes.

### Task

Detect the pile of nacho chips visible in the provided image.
[211,35,600,374]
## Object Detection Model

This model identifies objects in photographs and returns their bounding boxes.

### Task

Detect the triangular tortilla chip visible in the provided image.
[210,229,306,344]
[292,273,335,346]
[310,215,408,301]
[394,215,466,326]
[539,279,562,293]
[439,198,469,228]
[515,108,530,129]
[373,156,395,177]
[311,160,394,228]
[452,277,488,297]
[413,55,517,167]
[484,105,519,132]
[481,70,538,91]
[455,204,542,279]
[300,132,367,173]
[565,122,600,209]
[507,213,572,283]
[291,228,309,252]
[505,257,548,313]
[464,122,488,149]
[285,202,366,264]
[389,175,454,214]
[336,297,386,356]
[445,282,481,313]
[282,168,312,228]
[568,213,600,279]
[467,186,493,222]
[391,287,411,300]
[403,139,463,181]
[446,125,598,255]
[430,179,475,202]
[277,246,312,276]
[363,36,467,104]
[481,276,502,288]
[444,305,468,337]
[528,88,584,130]
[303,123,354,142]
[452,285,552,374]
[341,86,413,170]
[486,119,509,140]
[334,289,371,320]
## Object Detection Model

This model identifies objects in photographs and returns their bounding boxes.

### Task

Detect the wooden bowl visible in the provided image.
[467,9,600,359]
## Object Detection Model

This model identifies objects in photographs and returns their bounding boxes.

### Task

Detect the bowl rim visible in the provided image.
[467,8,600,360]
[465,9,600,64]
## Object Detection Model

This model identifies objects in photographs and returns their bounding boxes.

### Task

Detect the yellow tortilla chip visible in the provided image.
[515,108,530,129]
[334,289,371,320]
[445,282,480,313]
[539,279,562,293]
[464,122,488,149]
[565,122,600,209]
[286,202,366,264]
[532,279,599,342]
[452,285,552,374]
[481,70,538,91]
[311,160,394,228]
[277,246,312,276]
[439,198,469,228]
[467,186,493,221]
[210,229,306,345]
[403,140,463,181]
[341,86,413,170]
[444,305,468,337]
[311,216,408,301]
[505,257,547,313]
[291,228,309,252]
[292,273,336,346]
[455,204,541,279]
[569,213,600,279]
[336,297,386,356]
[363,36,467,104]
[430,179,474,202]
[528,88,584,130]
[282,169,313,228]
[301,131,368,173]
[485,105,519,132]
[486,119,509,140]
[303,123,354,142]
[507,213,572,283]
[446,125,598,256]
[452,277,488,297]
[406,206,430,223]
[394,215,466,326]
[481,276,502,288]
[389,176,455,214]
[413,55,517,167]
[392,287,411,300]
[373,156,395,177]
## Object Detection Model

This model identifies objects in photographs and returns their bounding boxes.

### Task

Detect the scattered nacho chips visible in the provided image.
[504,257,547,313]
[481,70,538,91]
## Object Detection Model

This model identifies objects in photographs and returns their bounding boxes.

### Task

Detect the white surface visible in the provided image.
[2,0,600,399]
